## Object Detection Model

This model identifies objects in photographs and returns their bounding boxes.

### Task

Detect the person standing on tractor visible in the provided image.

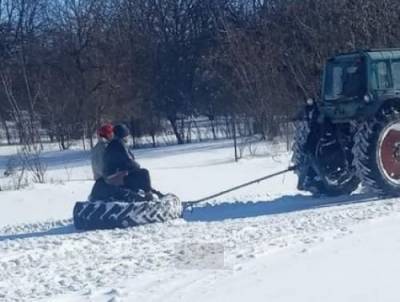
[103,124,159,200]
[91,123,114,180]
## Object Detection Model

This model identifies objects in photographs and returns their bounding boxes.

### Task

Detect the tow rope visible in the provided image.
[184,166,296,210]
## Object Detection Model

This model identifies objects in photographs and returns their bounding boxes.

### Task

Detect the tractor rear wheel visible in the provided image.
[292,121,359,196]
[353,106,400,196]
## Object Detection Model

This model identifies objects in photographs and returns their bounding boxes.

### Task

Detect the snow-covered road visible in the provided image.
[2,196,399,302]
[1,140,399,301]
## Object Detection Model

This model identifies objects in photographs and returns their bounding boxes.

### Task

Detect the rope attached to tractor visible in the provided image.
[184,166,296,210]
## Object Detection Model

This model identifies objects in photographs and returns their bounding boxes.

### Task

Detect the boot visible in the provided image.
[151,189,165,199]
[144,191,155,201]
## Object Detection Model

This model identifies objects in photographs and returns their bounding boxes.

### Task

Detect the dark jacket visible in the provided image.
[103,138,140,177]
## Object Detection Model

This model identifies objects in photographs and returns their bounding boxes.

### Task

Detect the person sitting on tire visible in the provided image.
[91,123,114,180]
[103,124,157,200]
[89,123,135,202]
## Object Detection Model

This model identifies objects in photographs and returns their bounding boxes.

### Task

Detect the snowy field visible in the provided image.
[0,140,399,302]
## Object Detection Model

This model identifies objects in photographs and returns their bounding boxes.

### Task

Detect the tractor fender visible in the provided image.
[366,97,400,119]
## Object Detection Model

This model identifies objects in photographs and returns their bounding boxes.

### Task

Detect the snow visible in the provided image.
[0,183,87,225]
[0,139,399,302]
[148,213,400,302]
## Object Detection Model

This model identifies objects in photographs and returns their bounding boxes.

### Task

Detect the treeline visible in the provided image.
[1,0,400,149]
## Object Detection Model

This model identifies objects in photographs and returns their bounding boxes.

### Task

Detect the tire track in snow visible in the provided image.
[0,197,399,302]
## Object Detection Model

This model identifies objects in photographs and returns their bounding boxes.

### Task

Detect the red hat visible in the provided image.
[98,124,114,139]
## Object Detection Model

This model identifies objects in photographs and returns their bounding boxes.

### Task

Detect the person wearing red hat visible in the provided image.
[91,123,114,180]
[89,123,138,202]
[89,123,164,202]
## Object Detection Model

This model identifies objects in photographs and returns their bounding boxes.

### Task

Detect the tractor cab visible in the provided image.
[320,49,400,122]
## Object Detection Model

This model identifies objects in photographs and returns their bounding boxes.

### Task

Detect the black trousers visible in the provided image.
[90,178,131,202]
[124,168,151,193]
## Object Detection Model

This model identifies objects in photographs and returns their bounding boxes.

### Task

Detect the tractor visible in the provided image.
[293,49,400,196]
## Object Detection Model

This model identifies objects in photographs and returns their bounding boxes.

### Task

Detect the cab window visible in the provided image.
[391,61,400,89]
[371,61,391,89]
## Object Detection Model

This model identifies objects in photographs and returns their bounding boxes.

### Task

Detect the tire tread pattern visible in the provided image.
[352,107,400,196]
[73,194,182,230]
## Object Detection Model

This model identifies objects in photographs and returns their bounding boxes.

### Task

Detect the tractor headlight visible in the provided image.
[364,94,372,103]
[306,98,314,106]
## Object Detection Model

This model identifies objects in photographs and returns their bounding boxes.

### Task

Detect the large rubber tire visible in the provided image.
[292,120,310,172]
[73,194,182,230]
[353,106,400,196]
[292,121,359,196]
